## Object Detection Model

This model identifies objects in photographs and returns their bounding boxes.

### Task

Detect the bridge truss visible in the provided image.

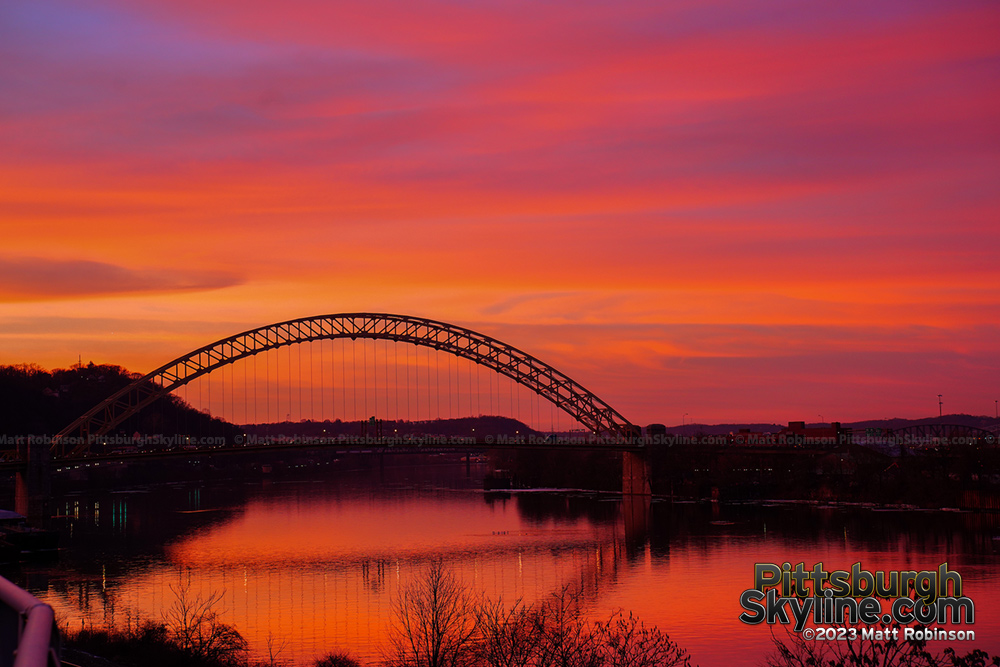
[54,313,635,456]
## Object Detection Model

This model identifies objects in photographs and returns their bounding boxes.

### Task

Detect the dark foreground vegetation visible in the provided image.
[762,626,1000,667]
[382,562,691,667]
[62,565,692,667]
[63,564,1000,667]
[65,584,256,667]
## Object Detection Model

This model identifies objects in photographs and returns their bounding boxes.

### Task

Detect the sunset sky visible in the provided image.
[1,0,998,425]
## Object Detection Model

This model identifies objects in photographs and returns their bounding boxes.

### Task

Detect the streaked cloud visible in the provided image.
[0,256,242,301]
[0,0,997,421]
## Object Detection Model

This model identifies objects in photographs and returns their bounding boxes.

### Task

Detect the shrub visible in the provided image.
[314,652,365,667]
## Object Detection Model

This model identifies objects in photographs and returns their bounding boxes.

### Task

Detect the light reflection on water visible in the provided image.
[18,465,1000,666]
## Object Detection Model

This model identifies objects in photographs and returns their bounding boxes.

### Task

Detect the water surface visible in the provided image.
[11,462,1000,665]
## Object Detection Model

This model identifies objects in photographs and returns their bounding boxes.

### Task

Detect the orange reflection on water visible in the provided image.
[38,488,1000,666]
[45,488,624,665]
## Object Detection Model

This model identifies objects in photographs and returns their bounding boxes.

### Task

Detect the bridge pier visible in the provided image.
[622,450,651,551]
[15,439,51,523]
[622,449,651,497]
[622,493,651,555]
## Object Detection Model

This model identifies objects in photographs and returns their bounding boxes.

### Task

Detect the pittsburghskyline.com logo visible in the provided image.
[739,562,977,641]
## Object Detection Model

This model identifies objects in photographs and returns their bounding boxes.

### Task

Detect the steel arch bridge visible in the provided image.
[54,313,635,456]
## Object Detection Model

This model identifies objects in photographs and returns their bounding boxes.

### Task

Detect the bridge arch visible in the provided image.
[55,313,635,455]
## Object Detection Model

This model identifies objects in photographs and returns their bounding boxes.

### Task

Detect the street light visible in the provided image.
[938,394,943,418]
[683,413,689,426]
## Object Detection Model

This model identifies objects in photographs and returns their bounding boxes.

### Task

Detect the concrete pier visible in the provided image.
[14,439,51,523]
[622,449,651,496]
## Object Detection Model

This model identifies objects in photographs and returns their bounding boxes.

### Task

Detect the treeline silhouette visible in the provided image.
[0,362,538,446]
[0,363,239,445]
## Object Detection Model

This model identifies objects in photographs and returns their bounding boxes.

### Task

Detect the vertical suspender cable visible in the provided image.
[363,337,368,420]
[319,336,324,422]
[509,374,514,424]
[386,340,391,423]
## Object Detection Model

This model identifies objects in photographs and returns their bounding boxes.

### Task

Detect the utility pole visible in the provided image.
[938,394,943,418]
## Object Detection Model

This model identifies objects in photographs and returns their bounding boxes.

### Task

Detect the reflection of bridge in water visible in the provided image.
[36,480,653,666]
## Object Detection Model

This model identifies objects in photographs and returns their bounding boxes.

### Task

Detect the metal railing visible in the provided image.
[0,576,59,667]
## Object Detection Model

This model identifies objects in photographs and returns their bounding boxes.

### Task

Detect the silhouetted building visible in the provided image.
[776,421,850,447]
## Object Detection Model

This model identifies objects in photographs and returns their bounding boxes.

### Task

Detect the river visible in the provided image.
[6,459,1000,665]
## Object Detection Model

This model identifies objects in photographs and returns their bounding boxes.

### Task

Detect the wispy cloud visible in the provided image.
[0,0,997,419]
[0,256,242,301]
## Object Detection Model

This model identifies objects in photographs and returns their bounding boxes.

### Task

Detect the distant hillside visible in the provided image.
[3,362,997,440]
[657,422,784,436]
[0,363,237,441]
[0,363,536,442]
[657,415,1000,435]
[842,415,1000,431]
[247,415,536,438]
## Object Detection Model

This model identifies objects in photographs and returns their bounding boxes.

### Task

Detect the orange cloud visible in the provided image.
[1,0,998,422]
[0,256,242,301]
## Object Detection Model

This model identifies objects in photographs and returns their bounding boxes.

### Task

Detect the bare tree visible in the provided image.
[592,611,692,667]
[163,582,248,665]
[314,652,364,667]
[762,623,919,667]
[530,586,600,667]
[383,567,698,667]
[263,631,290,667]
[474,597,542,667]
[386,561,480,667]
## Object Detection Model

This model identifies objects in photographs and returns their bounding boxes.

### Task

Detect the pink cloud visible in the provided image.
[0,256,242,301]
[0,0,998,421]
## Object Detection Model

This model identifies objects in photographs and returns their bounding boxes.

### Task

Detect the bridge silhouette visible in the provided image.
[12,314,654,519]
[53,313,637,451]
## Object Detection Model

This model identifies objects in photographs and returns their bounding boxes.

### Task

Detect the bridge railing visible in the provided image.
[0,576,59,667]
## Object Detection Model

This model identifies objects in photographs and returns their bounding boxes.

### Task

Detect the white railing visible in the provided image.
[0,576,59,667]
